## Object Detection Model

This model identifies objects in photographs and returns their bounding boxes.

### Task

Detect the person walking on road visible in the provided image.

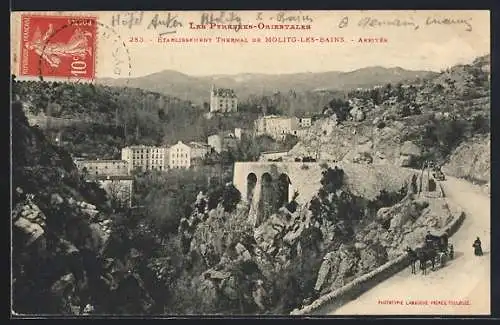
[473,237,483,256]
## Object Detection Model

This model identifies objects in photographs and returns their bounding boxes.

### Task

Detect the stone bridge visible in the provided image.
[233,162,323,205]
[233,162,442,227]
[233,162,324,227]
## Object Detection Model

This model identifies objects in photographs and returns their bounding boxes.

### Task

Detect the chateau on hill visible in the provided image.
[210,85,238,113]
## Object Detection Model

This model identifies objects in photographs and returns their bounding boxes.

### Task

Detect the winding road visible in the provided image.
[318,176,491,315]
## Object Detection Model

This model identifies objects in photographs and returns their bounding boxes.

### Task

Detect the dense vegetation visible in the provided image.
[12,77,303,160]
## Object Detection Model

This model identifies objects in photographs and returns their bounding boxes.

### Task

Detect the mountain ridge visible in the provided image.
[98,66,438,104]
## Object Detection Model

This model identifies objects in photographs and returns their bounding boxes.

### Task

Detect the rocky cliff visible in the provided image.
[442,134,490,193]
[12,101,153,315]
[176,166,454,314]
[289,56,490,172]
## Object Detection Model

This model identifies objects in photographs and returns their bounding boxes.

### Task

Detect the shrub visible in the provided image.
[320,167,345,194]
[221,184,241,213]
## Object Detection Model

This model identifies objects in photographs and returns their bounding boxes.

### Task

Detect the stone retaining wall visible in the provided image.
[290,200,465,315]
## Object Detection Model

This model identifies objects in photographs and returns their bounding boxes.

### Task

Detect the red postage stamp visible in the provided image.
[19,15,97,80]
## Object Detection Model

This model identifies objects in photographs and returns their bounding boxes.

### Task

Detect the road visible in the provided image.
[320,176,491,315]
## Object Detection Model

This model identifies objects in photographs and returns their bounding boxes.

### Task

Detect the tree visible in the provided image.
[221,184,241,213]
[320,167,345,194]
[105,179,132,209]
[325,98,350,122]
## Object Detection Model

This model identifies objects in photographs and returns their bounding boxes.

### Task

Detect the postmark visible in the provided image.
[96,22,132,82]
[20,15,97,80]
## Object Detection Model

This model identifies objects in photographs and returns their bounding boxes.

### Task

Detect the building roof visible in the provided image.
[123,145,166,150]
[212,88,237,98]
[94,175,134,181]
[260,115,296,120]
[189,141,211,149]
[296,113,313,118]
[76,159,127,164]
[261,150,289,155]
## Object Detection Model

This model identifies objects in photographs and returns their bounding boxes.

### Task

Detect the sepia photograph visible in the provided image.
[10,10,491,316]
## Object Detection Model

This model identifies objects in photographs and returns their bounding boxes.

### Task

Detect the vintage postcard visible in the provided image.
[10,10,490,316]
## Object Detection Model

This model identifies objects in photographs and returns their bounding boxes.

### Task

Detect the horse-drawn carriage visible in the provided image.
[406,232,454,275]
[432,169,446,181]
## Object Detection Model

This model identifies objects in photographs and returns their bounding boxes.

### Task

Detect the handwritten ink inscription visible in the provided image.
[425,17,473,32]
[201,11,242,26]
[148,13,183,36]
[337,15,474,32]
[111,12,144,29]
[275,11,314,24]
[110,12,183,36]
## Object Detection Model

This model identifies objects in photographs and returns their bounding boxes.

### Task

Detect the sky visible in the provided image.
[11,10,490,78]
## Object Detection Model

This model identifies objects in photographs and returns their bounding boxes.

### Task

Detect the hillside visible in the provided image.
[99,67,437,105]
[289,55,490,173]
[11,79,260,159]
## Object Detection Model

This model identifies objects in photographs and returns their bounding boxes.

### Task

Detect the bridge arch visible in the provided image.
[247,173,257,202]
[277,173,291,208]
[428,178,437,192]
[258,172,274,226]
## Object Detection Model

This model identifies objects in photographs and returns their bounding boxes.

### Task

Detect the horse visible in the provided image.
[415,247,437,275]
[437,251,447,268]
[405,247,418,274]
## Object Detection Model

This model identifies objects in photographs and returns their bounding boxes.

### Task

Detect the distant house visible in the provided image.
[169,141,191,169]
[207,128,243,153]
[259,150,290,162]
[297,113,313,128]
[298,117,312,128]
[121,145,168,173]
[254,115,300,141]
[189,141,211,159]
[75,159,129,177]
[168,141,211,169]
[210,86,238,113]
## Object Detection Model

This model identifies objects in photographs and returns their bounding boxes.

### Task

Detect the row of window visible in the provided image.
[171,160,189,166]
[132,159,163,164]
[82,165,127,170]
[128,149,164,154]
[132,155,165,159]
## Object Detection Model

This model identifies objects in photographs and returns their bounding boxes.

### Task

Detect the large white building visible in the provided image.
[210,86,238,113]
[254,115,300,140]
[169,141,211,169]
[74,159,129,177]
[121,145,168,173]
